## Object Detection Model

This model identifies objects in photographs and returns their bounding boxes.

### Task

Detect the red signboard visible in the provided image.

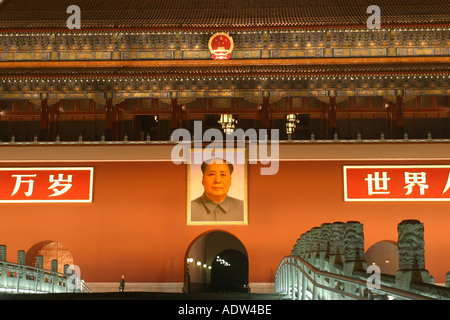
[0,167,93,203]
[344,165,450,201]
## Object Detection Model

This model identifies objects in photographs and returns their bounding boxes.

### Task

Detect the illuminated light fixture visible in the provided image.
[196,261,201,267]
[286,114,300,137]
[215,256,231,267]
[218,114,238,134]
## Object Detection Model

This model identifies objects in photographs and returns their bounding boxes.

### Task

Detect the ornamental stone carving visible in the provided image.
[298,233,306,258]
[0,245,6,261]
[310,227,321,264]
[303,231,311,260]
[395,219,432,288]
[397,219,425,270]
[329,222,345,268]
[17,250,26,265]
[343,221,366,274]
[344,221,365,262]
[51,259,58,273]
[36,255,44,269]
[319,223,331,270]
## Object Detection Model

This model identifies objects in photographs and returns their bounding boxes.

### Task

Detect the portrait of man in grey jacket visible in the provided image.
[190,157,245,223]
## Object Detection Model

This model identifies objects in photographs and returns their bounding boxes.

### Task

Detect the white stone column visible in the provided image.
[301,273,306,300]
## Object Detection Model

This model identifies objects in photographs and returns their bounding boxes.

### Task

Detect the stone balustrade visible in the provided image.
[290,219,450,298]
[0,245,90,294]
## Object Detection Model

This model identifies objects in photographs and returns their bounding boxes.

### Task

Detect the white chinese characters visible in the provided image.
[365,172,390,195]
[11,173,73,197]
[404,172,429,195]
[365,171,437,196]
[11,174,37,197]
[48,174,73,197]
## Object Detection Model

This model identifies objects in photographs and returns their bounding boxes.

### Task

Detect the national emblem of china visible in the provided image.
[208,33,234,60]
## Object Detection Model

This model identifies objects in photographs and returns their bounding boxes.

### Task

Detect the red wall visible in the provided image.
[1,159,449,284]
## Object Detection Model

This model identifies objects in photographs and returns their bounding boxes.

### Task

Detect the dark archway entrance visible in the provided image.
[210,249,249,293]
[184,230,248,293]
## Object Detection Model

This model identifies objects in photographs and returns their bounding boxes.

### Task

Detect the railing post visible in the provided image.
[329,222,345,273]
[310,227,320,267]
[297,268,301,300]
[276,273,279,293]
[64,264,70,293]
[319,223,331,271]
[343,221,367,297]
[288,263,292,296]
[303,231,311,262]
[395,220,432,290]
[35,255,43,293]
[301,273,306,300]
[275,272,278,293]
[16,250,26,293]
[284,263,288,294]
[291,262,295,300]
[0,245,6,261]
[343,221,366,276]
[51,259,58,293]
[312,273,318,300]
[278,265,282,293]
[0,245,6,289]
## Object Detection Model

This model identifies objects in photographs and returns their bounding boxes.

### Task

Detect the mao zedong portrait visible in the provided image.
[190,158,244,222]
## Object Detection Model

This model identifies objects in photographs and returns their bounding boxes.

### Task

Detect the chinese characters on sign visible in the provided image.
[344,165,450,201]
[0,168,93,203]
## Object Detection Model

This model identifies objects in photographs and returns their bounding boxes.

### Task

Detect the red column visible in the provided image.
[47,103,59,141]
[396,95,404,139]
[105,97,113,141]
[329,96,337,139]
[261,97,271,130]
[170,97,180,132]
[112,103,120,141]
[39,98,48,141]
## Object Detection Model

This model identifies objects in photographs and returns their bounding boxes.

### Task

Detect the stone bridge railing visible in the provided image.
[276,219,450,300]
[0,245,91,294]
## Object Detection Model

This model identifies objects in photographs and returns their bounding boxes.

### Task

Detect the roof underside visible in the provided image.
[0,0,449,30]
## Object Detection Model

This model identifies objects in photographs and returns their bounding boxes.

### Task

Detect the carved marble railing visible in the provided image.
[0,245,91,294]
[276,219,450,300]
